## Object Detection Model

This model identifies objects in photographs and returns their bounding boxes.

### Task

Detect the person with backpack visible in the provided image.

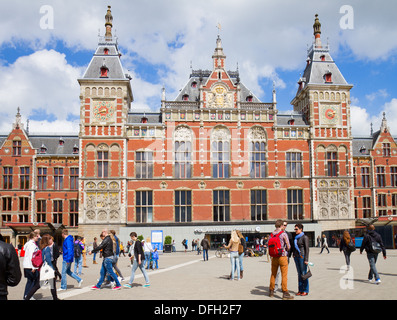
[339,230,355,270]
[74,237,84,276]
[292,224,310,296]
[22,231,40,299]
[360,224,387,284]
[268,219,294,300]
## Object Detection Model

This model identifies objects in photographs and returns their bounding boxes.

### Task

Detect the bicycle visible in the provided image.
[215,246,229,258]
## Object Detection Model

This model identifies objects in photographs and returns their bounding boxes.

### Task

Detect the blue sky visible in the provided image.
[0,0,397,136]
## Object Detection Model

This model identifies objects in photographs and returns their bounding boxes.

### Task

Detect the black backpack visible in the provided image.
[74,242,82,258]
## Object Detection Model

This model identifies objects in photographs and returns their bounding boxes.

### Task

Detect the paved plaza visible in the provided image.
[7,248,397,301]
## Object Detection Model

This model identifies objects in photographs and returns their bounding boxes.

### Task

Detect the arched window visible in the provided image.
[174,126,193,178]
[211,127,230,178]
[249,126,267,178]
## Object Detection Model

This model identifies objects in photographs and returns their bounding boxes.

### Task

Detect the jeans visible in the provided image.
[230,251,240,280]
[144,252,151,268]
[234,252,244,273]
[344,251,351,266]
[294,256,309,293]
[129,259,150,285]
[74,255,83,275]
[97,257,121,288]
[367,252,380,280]
[152,259,158,269]
[203,249,209,261]
[61,261,82,290]
[23,268,39,299]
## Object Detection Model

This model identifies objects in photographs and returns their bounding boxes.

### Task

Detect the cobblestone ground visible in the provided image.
[8,248,397,301]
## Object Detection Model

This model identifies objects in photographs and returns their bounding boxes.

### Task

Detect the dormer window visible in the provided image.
[246,95,253,102]
[104,48,109,55]
[59,138,64,146]
[359,146,367,154]
[320,55,325,61]
[288,119,295,125]
[191,81,197,88]
[182,94,189,101]
[325,71,332,83]
[40,144,47,154]
[141,117,148,123]
[100,66,109,78]
[73,145,79,154]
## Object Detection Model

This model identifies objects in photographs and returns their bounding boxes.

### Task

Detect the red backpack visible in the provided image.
[32,248,43,268]
[268,231,284,257]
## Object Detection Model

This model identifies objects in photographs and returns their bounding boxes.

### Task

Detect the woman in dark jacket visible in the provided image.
[339,230,354,269]
[292,224,310,296]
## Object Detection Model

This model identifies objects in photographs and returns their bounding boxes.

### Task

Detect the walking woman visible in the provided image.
[339,230,354,269]
[224,230,241,281]
[24,234,59,300]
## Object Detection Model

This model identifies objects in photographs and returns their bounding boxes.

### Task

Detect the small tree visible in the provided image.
[164,236,172,245]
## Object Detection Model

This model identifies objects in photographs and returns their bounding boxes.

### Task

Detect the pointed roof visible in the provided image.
[80,6,128,81]
[295,14,352,94]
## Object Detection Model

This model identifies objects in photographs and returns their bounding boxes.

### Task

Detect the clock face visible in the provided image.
[93,101,115,122]
[321,105,339,124]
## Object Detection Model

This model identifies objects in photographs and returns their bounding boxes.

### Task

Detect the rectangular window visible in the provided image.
[1,214,12,224]
[250,142,266,178]
[378,194,387,216]
[363,197,372,218]
[37,200,46,223]
[69,199,79,227]
[19,197,29,211]
[136,151,153,179]
[391,167,397,187]
[54,168,64,190]
[136,191,153,223]
[70,168,79,190]
[327,152,337,177]
[354,197,358,219]
[175,142,192,179]
[383,143,391,157]
[2,197,12,211]
[213,190,230,221]
[212,141,230,179]
[12,140,21,156]
[175,190,192,222]
[19,213,28,223]
[3,167,13,189]
[97,151,109,178]
[20,167,30,190]
[376,167,386,187]
[392,194,397,216]
[53,200,63,224]
[250,189,267,221]
[37,168,47,190]
[287,189,303,220]
[361,167,370,188]
[286,152,302,178]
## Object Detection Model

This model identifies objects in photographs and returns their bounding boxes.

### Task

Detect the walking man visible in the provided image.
[360,224,387,284]
[201,237,210,261]
[59,229,83,291]
[124,232,150,288]
[268,219,294,300]
[90,229,121,290]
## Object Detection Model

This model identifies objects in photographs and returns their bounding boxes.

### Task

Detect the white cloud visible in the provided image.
[0,49,82,133]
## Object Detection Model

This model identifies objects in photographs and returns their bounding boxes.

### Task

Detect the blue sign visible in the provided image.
[151,230,163,252]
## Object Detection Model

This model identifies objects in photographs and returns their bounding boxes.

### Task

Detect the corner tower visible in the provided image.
[291,15,355,231]
[77,6,133,237]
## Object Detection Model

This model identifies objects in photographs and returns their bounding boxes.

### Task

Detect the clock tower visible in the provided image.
[77,6,133,237]
[291,15,355,231]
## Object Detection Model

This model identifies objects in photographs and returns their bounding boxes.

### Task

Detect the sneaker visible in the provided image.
[112,286,121,290]
[78,279,83,288]
[368,279,374,283]
[90,285,100,290]
[143,284,150,287]
[123,284,132,289]
[57,288,66,292]
[375,279,381,284]
[282,291,294,300]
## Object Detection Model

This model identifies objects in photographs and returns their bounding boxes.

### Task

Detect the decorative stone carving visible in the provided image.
[249,126,266,140]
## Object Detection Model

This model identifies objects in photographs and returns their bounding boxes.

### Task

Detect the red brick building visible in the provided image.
[1,9,396,248]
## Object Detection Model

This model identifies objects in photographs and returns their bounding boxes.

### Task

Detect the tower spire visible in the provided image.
[105,6,113,41]
[313,14,322,48]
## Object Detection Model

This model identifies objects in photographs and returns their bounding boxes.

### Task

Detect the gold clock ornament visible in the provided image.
[321,105,339,124]
[93,101,115,122]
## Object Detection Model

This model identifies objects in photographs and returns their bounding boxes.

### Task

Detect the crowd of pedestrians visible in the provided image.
[0,221,390,300]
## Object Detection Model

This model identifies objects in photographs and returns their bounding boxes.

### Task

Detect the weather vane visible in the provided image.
[216,23,222,35]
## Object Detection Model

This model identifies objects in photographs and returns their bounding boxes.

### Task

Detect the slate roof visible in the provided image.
[127,112,162,124]
[175,70,261,103]
[29,135,79,156]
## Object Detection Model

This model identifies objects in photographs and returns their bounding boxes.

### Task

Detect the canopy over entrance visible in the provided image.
[5,222,65,236]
